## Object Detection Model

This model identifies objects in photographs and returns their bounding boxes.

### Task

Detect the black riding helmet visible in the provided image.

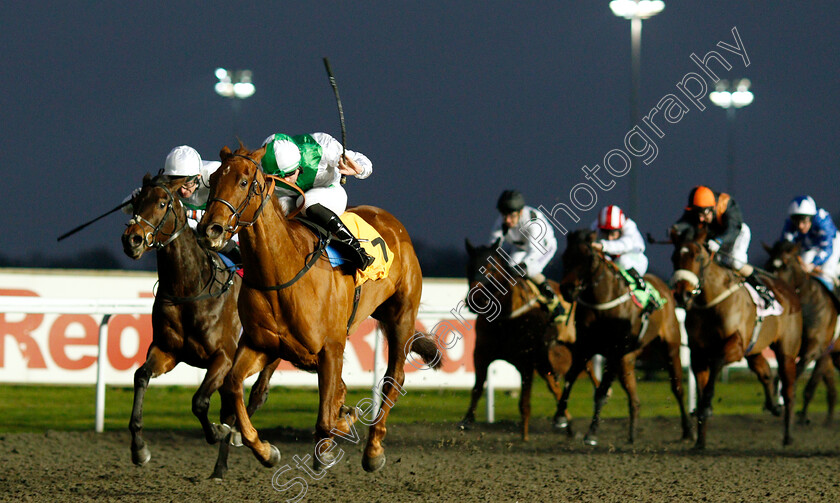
[497,190,525,214]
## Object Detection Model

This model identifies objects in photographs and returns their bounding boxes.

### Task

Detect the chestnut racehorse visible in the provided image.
[765,239,840,424]
[197,145,441,473]
[670,227,802,448]
[557,229,692,446]
[458,240,599,441]
[122,174,277,479]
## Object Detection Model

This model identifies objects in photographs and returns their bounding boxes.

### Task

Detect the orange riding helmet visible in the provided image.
[685,186,716,210]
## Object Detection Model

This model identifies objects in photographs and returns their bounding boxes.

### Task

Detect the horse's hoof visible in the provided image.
[553,417,569,431]
[362,453,387,473]
[457,420,473,431]
[229,428,243,447]
[783,436,794,447]
[131,445,151,466]
[764,404,782,417]
[313,448,339,471]
[260,444,281,468]
[583,436,598,446]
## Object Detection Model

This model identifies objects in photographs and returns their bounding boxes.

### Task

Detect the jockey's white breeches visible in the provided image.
[278,184,348,217]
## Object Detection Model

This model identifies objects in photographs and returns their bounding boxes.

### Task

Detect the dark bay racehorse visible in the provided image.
[765,240,840,424]
[197,145,441,473]
[670,227,802,447]
[458,240,599,441]
[557,229,692,446]
[122,173,276,479]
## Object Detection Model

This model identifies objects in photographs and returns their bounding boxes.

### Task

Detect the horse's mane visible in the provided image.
[769,239,798,257]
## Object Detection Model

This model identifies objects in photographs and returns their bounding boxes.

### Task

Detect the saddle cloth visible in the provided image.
[327,212,393,286]
[744,283,783,316]
[616,268,666,311]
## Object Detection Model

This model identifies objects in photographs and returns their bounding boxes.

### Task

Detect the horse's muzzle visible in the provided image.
[197,222,226,251]
[121,231,146,260]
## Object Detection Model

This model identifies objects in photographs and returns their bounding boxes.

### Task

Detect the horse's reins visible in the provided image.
[208,154,329,293]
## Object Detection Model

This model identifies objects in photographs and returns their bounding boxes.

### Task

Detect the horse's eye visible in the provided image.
[158,201,166,209]
[240,179,248,188]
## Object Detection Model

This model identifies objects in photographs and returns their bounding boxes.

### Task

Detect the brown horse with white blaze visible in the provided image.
[764,239,840,424]
[121,173,277,479]
[197,144,441,473]
[670,226,802,448]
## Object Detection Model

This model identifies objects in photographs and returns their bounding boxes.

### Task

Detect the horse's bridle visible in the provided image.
[128,182,189,249]
[206,154,276,237]
[566,247,630,309]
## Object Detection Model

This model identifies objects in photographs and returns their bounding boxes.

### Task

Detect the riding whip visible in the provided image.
[57,200,131,242]
[323,57,348,185]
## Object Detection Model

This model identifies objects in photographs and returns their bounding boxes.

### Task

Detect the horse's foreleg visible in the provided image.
[585,356,619,446]
[776,351,797,446]
[220,344,277,468]
[129,346,176,466]
[694,357,724,450]
[519,367,535,442]
[458,349,490,431]
[661,339,693,441]
[555,353,588,435]
[616,354,641,444]
[193,352,233,445]
[312,338,346,472]
[747,354,782,416]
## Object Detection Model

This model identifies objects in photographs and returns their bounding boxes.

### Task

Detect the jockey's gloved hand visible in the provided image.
[121,187,141,215]
[707,239,721,253]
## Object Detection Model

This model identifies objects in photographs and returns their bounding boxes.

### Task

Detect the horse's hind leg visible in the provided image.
[519,367,535,442]
[219,344,278,467]
[362,315,414,473]
[193,351,233,444]
[798,354,830,425]
[129,346,176,466]
[823,357,838,424]
[747,354,782,416]
[774,349,798,446]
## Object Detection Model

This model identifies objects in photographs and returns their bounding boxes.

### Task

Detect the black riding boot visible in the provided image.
[537,281,565,321]
[626,267,646,290]
[220,240,242,267]
[745,272,773,307]
[306,204,375,270]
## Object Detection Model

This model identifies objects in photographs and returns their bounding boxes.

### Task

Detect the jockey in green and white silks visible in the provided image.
[261,132,375,270]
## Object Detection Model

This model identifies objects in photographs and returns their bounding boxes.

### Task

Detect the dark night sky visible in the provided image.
[2,2,838,276]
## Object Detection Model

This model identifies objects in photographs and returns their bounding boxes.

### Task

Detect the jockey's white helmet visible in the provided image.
[787,195,817,217]
[261,133,302,177]
[163,146,202,177]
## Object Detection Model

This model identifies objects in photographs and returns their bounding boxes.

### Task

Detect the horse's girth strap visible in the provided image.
[346,285,362,335]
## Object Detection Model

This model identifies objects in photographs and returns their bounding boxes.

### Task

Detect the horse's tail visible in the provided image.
[408,332,444,371]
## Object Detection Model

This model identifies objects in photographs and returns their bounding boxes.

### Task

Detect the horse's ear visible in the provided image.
[492,237,502,249]
[465,238,475,255]
[142,172,152,185]
[761,241,773,254]
[251,144,267,162]
[220,146,232,160]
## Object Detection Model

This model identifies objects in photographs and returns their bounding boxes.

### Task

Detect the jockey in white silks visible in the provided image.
[489,189,563,320]
[260,132,374,270]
